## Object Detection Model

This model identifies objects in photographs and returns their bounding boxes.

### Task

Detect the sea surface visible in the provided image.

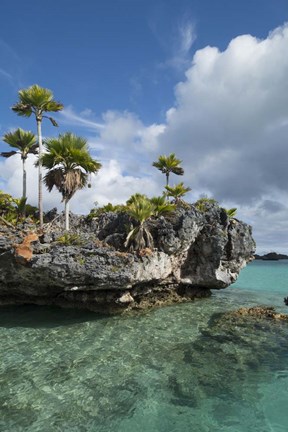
[1,260,288,432]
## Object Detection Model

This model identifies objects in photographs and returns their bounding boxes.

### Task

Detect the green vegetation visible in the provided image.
[87,202,126,219]
[0,190,38,225]
[150,196,176,216]
[225,208,237,218]
[152,153,184,186]
[194,197,237,219]
[1,129,38,215]
[165,182,191,204]
[39,132,102,231]
[195,197,219,212]
[12,84,64,227]
[55,233,84,246]
[124,194,155,250]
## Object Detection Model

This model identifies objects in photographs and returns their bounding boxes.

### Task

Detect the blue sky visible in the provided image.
[1,0,288,253]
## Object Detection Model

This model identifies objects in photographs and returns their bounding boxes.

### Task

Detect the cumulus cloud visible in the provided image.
[155,23,288,251]
[160,23,288,206]
[58,106,165,178]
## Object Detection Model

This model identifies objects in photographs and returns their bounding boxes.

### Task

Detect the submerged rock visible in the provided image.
[219,306,288,321]
[0,204,255,312]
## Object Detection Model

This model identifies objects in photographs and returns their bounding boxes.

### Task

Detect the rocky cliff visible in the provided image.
[0,204,255,312]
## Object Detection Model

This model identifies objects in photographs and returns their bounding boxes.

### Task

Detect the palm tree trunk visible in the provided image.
[22,158,27,200]
[37,118,43,228]
[22,158,27,217]
[166,172,169,186]
[64,199,70,231]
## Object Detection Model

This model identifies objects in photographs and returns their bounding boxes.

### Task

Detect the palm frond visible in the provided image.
[165,182,192,202]
[225,208,237,218]
[41,132,101,173]
[126,196,155,223]
[2,128,37,158]
[126,193,148,206]
[152,153,184,185]
[0,151,18,158]
[150,196,176,216]
[44,168,64,193]
[12,85,64,116]
[41,132,100,205]
[11,103,33,117]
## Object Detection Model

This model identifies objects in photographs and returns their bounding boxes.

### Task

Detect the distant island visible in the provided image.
[254,252,288,261]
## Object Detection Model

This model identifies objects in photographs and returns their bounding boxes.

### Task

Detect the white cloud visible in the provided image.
[72,159,159,213]
[160,19,197,71]
[59,106,105,131]
[160,23,288,199]
[156,22,288,251]
[0,156,160,215]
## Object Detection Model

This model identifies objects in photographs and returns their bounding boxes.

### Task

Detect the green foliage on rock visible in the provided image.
[55,233,84,246]
[87,202,126,220]
[0,191,38,225]
[150,196,176,216]
[124,194,155,250]
[165,182,191,204]
[225,208,237,218]
[195,197,219,212]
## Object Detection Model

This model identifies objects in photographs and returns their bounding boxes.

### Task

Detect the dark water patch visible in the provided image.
[0,305,107,328]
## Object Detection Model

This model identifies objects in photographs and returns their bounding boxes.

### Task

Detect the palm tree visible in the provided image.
[152,153,184,186]
[150,196,176,217]
[125,195,155,251]
[1,129,38,212]
[165,182,191,204]
[12,84,64,227]
[39,132,102,231]
[126,193,148,206]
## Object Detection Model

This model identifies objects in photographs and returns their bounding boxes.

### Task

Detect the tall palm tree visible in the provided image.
[165,182,191,204]
[12,84,64,227]
[39,132,101,230]
[152,153,184,186]
[1,128,38,209]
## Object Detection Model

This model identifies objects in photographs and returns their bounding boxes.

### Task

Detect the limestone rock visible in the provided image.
[0,204,256,312]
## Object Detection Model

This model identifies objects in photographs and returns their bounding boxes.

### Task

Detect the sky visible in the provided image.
[0,0,288,254]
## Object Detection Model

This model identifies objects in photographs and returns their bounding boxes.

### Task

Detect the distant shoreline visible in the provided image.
[254,252,288,261]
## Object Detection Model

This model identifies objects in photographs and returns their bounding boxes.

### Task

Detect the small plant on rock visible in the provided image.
[87,202,126,219]
[195,197,219,212]
[55,233,84,246]
[224,208,237,218]
[150,196,176,217]
[165,182,191,205]
[124,195,155,251]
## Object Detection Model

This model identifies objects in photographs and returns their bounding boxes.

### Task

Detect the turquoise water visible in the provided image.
[1,261,288,432]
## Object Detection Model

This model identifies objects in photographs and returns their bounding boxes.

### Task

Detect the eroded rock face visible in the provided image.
[0,204,255,312]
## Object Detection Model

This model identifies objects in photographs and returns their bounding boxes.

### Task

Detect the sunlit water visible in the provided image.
[1,260,288,431]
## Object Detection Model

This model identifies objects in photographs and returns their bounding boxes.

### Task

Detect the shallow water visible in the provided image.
[1,261,288,431]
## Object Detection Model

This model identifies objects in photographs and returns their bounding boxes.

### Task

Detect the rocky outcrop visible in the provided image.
[0,204,255,312]
[222,306,288,321]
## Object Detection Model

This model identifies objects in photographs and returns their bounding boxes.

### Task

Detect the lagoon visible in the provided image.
[1,260,288,431]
